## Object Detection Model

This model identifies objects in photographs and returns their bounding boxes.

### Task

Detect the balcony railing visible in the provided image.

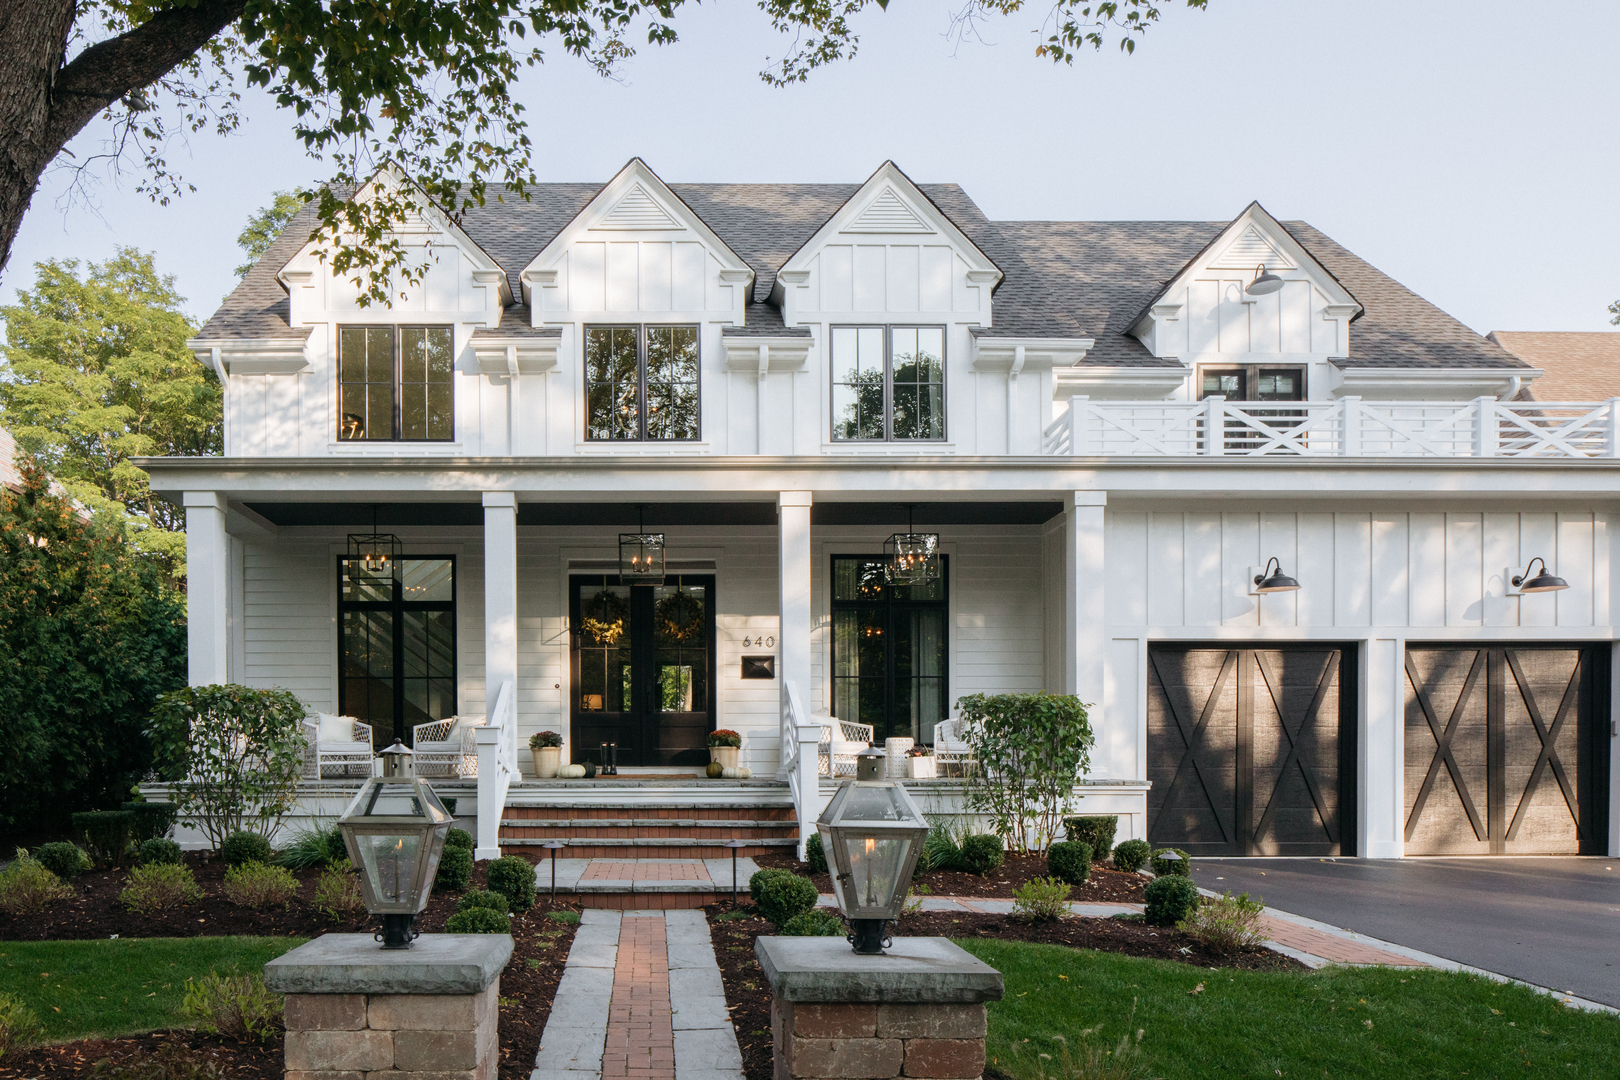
[1041,396,1620,459]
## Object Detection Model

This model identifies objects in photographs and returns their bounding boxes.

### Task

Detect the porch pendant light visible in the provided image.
[619,505,666,585]
[348,505,402,581]
[1245,263,1285,296]
[885,505,940,586]
[1513,557,1569,594]
[1253,557,1301,593]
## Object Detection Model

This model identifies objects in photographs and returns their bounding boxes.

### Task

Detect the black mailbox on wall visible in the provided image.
[741,656,775,680]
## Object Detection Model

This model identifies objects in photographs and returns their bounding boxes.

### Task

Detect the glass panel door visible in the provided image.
[830,556,949,744]
[338,556,457,747]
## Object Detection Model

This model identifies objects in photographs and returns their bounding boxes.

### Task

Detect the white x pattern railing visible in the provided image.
[1042,396,1620,459]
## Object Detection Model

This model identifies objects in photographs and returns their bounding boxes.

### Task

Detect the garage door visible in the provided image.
[1147,645,1355,856]
[1404,646,1608,855]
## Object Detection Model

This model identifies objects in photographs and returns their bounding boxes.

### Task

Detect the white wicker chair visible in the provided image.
[932,718,975,777]
[412,715,484,778]
[818,718,875,777]
[303,714,374,778]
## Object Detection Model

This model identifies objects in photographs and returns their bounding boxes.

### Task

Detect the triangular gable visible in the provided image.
[1127,201,1359,336]
[275,163,512,304]
[772,161,1001,305]
[520,158,754,302]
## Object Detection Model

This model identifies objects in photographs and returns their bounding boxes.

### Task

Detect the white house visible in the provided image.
[147,159,1620,866]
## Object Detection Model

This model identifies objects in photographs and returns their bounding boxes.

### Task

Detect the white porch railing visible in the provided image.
[1043,396,1620,458]
[778,679,822,860]
[474,679,517,860]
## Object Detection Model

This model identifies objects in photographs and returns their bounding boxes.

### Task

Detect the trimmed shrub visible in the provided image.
[435,846,473,892]
[120,863,204,914]
[445,906,511,934]
[275,824,346,871]
[749,868,817,928]
[1012,876,1071,922]
[1143,875,1199,927]
[1045,841,1092,886]
[123,802,178,844]
[179,971,283,1041]
[1062,815,1117,857]
[441,797,458,816]
[805,832,827,874]
[486,856,537,913]
[443,827,475,851]
[222,861,298,908]
[782,908,845,937]
[220,831,272,868]
[33,841,91,880]
[139,838,184,866]
[0,993,42,1060]
[458,888,511,915]
[1151,847,1191,877]
[960,833,1005,876]
[1179,890,1268,953]
[1111,839,1151,874]
[313,861,366,919]
[72,810,134,866]
[0,857,73,914]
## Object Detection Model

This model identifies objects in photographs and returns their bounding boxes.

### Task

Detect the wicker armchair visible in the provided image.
[303,714,374,778]
[818,718,875,777]
[932,718,976,777]
[412,715,484,778]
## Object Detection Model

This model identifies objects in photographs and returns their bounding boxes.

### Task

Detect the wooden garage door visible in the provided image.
[1147,646,1355,856]
[1404,646,1607,855]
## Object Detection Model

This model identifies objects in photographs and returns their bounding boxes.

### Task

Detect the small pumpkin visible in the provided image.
[719,766,753,779]
[706,762,725,778]
[558,763,587,779]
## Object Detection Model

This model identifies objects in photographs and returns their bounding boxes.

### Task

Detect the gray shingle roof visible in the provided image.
[469,304,561,339]
[199,180,1521,372]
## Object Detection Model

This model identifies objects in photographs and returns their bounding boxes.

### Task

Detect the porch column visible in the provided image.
[184,491,229,686]
[1064,491,1107,718]
[778,491,813,701]
[482,493,519,705]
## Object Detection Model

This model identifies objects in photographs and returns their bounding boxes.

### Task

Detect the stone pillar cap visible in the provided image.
[265,934,513,995]
[755,936,1003,1003]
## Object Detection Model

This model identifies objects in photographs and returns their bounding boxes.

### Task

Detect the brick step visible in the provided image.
[501,803,796,819]
[498,817,797,830]
[502,838,796,859]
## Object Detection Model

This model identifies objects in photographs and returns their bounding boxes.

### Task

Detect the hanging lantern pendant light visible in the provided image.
[619,505,667,585]
[348,505,402,582]
[885,505,940,586]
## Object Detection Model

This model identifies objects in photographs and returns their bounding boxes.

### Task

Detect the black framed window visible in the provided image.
[339,556,456,747]
[585,324,699,441]
[831,325,945,441]
[338,326,455,441]
[1198,364,1305,401]
[830,555,948,744]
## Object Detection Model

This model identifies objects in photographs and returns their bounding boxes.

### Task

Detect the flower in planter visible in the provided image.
[529,731,562,749]
[906,746,933,757]
[707,729,742,748]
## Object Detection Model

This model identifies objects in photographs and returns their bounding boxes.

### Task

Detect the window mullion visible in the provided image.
[392,329,403,440]
[883,326,893,442]
[639,325,649,441]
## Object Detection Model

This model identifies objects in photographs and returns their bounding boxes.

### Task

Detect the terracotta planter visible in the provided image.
[531,745,561,779]
[909,756,937,780]
[709,745,740,769]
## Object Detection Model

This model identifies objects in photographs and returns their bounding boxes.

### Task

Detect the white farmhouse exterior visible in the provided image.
[147,159,1620,863]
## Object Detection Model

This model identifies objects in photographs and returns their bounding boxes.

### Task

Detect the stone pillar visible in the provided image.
[755,937,1003,1080]
[264,934,513,1080]
[184,491,230,686]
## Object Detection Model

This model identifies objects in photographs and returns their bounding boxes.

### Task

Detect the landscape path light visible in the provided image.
[815,745,929,955]
[337,741,453,949]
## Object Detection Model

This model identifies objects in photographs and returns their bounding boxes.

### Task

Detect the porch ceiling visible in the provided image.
[241,500,1064,528]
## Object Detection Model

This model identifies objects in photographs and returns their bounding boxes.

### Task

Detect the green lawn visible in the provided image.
[959,938,1620,1080]
[0,937,305,1042]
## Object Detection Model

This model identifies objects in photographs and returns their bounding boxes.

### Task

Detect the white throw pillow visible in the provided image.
[317,712,358,743]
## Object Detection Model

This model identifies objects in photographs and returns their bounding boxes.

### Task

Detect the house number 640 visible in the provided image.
[742,636,775,648]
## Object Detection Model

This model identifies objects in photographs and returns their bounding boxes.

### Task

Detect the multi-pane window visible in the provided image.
[339,557,456,748]
[831,326,945,441]
[338,326,454,441]
[585,325,699,441]
[830,556,948,745]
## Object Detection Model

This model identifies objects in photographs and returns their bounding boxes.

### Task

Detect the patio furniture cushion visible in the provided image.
[316,712,361,743]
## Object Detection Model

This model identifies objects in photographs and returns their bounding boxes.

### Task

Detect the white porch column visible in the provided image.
[482,493,519,704]
[778,489,813,722]
[1064,491,1107,718]
[184,491,229,686]
[1362,636,1406,858]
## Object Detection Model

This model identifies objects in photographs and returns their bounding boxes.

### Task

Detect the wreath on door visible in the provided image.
[580,589,629,646]
[655,588,705,644]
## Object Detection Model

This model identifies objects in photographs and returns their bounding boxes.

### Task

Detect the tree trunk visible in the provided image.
[0,0,247,281]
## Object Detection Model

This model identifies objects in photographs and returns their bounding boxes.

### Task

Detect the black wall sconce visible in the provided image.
[1253,557,1301,594]
[1512,557,1569,594]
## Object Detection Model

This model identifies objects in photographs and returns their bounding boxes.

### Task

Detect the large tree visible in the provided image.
[0,1,1207,302]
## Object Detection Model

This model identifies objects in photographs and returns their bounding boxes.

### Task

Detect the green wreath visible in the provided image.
[580,589,629,646]
[654,588,705,644]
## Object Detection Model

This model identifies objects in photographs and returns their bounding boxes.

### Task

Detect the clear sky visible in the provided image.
[4,0,1617,336]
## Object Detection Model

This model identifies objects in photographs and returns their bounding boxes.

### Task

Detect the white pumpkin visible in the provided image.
[719,766,753,779]
[557,763,587,779]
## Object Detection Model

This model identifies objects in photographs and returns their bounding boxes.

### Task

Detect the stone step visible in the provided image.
[501,802,796,816]
[501,836,797,849]
[499,817,797,830]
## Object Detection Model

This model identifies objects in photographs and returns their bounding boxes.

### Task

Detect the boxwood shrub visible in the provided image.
[445,906,510,933]
[1111,839,1151,873]
[805,832,827,874]
[220,831,272,868]
[1143,875,1199,927]
[33,842,91,880]
[960,833,1004,876]
[1151,847,1192,877]
[485,857,537,912]
[749,868,817,928]
[1045,840,1092,885]
[1062,815,1117,857]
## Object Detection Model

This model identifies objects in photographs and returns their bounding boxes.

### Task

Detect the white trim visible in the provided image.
[1332,367,1542,401]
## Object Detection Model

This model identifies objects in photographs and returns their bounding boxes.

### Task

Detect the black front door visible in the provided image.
[570,574,715,768]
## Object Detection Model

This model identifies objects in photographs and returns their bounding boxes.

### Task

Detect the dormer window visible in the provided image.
[831,326,945,441]
[338,326,454,441]
[585,325,700,441]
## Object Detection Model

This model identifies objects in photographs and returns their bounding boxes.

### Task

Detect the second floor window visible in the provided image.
[831,325,945,441]
[339,326,454,441]
[586,325,700,441]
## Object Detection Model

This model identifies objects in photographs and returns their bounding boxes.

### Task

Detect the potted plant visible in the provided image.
[708,729,742,769]
[529,731,563,778]
[907,744,936,780]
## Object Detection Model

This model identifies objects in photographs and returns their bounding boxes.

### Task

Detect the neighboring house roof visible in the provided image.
[1486,332,1620,400]
[0,427,22,491]
[199,177,1523,373]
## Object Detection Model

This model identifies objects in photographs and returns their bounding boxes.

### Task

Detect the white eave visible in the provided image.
[471,337,561,377]
[1331,366,1543,401]
[187,337,312,377]
[1054,364,1192,400]
[970,337,1095,374]
[722,334,814,373]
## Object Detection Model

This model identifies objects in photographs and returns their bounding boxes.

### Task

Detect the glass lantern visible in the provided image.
[337,742,453,948]
[884,531,939,586]
[347,531,402,581]
[618,532,666,585]
[815,746,930,954]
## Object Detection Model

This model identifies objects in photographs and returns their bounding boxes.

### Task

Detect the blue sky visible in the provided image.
[4,0,1617,335]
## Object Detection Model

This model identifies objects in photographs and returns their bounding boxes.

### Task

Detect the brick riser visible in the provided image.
[497,802,799,861]
[504,841,794,859]
[528,890,723,910]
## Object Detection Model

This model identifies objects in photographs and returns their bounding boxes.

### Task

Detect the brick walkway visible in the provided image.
[583,861,711,882]
[603,915,675,1080]
[1259,915,1426,967]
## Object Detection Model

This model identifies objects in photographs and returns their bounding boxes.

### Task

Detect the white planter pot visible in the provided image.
[909,757,937,780]
[710,745,740,769]
[531,745,562,779]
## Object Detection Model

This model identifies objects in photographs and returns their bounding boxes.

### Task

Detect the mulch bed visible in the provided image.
[751,850,1148,903]
[705,900,1302,1080]
[0,852,578,1080]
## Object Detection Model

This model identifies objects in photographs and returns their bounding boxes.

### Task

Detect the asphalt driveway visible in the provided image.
[1189,857,1620,1007]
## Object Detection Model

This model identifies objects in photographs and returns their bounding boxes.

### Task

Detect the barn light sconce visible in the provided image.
[1245,264,1284,296]
[1512,557,1569,594]
[1253,557,1301,594]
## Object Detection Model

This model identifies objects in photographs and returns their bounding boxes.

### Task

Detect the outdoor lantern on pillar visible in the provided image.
[1513,557,1570,593]
[1253,557,1301,594]
[815,746,930,955]
[348,505,402,581]
[619,505,666,585]
[885,505,940,586]
[337,742,453,949]
[1245,264,1285,296]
